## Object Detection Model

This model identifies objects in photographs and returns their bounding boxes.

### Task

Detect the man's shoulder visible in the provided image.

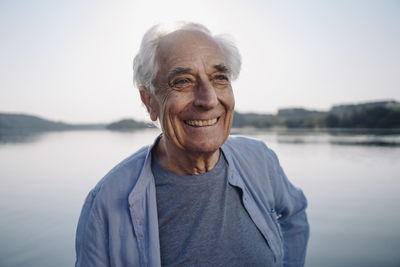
[89,145,150,202]
[223,135,280,177]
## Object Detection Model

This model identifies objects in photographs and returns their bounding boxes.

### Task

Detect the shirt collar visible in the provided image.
[129,135,238,203]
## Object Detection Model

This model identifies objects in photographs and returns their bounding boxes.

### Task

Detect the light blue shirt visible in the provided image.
[75,135,309,267]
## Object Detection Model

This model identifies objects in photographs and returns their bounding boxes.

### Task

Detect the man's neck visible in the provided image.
[154,136,220,175]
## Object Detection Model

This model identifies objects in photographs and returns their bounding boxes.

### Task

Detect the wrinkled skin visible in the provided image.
[140,30,235,175]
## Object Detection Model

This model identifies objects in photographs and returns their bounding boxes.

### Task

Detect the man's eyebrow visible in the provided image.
[167,67,192,80]
[214,64,231,73]
[167,65,230,80]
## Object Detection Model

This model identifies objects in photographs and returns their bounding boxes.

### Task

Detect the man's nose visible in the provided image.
[194,79,218,109]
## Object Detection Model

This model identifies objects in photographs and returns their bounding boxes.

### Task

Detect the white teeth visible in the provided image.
[185,118,218,127]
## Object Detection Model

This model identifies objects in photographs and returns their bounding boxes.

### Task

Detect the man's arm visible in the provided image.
[75,190,110,267]
[269,149,310,267]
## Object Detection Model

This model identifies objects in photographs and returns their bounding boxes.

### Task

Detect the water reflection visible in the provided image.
[231,128,400,147]
[0,130,43,144]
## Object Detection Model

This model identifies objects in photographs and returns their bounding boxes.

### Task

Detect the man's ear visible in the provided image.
[140,89,158,121]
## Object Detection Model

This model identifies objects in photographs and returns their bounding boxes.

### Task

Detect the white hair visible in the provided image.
[133,22,242,94]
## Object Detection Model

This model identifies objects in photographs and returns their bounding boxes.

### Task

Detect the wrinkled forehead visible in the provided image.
[156,30,227,68]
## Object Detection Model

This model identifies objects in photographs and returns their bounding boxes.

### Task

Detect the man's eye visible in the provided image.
[215,75,228,81]
[170,78,192,88]
[174,79,189,85]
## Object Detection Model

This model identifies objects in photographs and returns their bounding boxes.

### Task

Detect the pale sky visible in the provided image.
[1,0,399,123]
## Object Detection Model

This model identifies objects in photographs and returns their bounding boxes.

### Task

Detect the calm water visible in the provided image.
[0,129,399,267]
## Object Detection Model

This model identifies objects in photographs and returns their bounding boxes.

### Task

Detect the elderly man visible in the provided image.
[75,22,309,267]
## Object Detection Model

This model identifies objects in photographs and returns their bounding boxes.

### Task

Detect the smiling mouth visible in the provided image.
[184,117,219,127]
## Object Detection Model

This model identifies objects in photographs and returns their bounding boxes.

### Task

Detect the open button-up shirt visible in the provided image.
[75,135,309,267]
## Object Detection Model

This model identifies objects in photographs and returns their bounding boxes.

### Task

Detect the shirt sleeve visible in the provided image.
[75,190,110,267]
[268,149,310,267]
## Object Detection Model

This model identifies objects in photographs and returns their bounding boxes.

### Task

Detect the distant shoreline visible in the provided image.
[1,100,399,133]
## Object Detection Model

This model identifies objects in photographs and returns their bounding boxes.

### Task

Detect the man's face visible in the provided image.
[147,30,235,155]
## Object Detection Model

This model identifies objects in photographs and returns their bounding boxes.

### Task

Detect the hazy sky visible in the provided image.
[1,0,399,123]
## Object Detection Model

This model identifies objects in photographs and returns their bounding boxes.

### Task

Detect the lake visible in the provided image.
[0,128,399,267]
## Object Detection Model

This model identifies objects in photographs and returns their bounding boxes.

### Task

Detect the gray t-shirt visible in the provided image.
[152,152,276,266]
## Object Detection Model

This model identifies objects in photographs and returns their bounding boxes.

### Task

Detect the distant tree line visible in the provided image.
[324,102,400,128]
[106,119,154,130]
[1,101,399,134]
[0,113,105,135]
[232,100,400,129]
